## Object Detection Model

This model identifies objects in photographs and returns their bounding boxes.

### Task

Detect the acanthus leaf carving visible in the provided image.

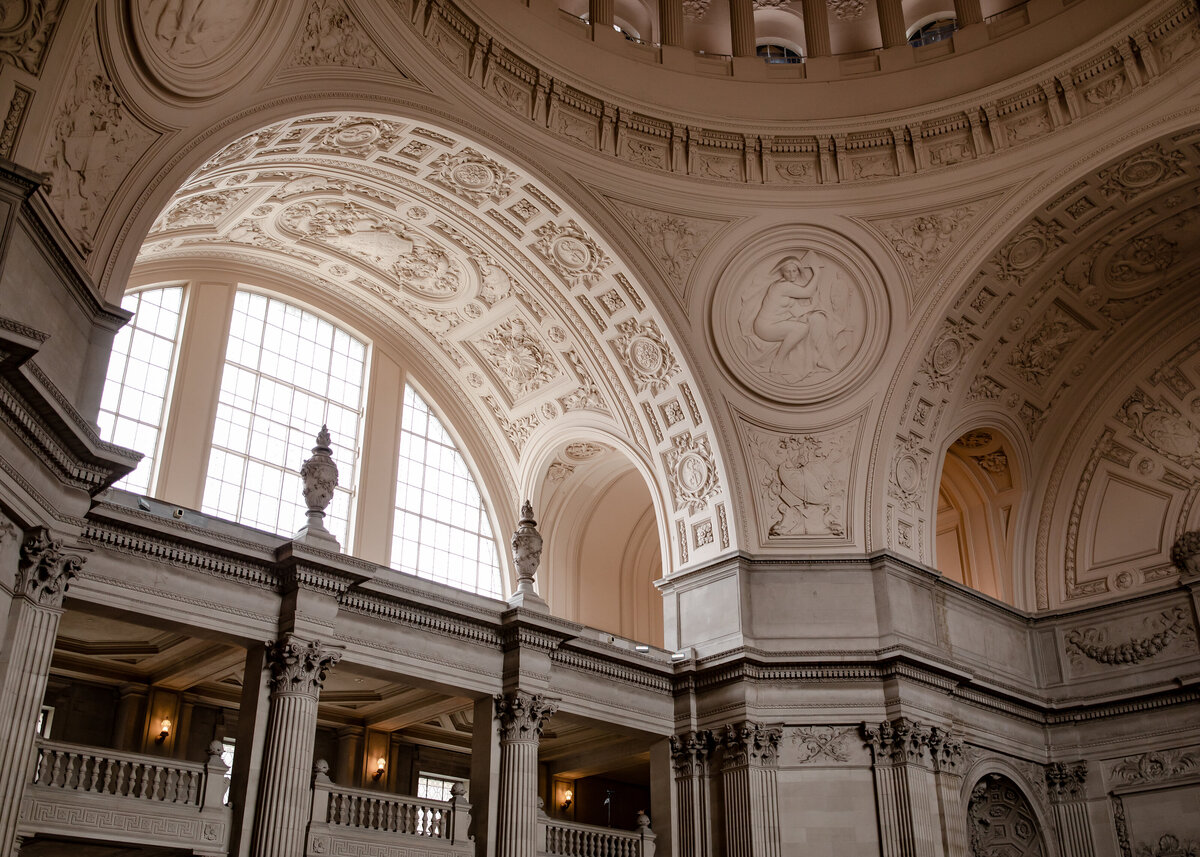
[602,199,723,299]
[861,717,931,765]
[494,690,557,742]
[1108,748,1200,786]
[264,636,340,696]
[669,730,715,777]
[1044,760,1088,801]
[0,0,63,74]
[1133,835,1200,857]
[789,726,854,763]
[721,721,783,770]
[16,527,82,608]
[874,203,982,287]
[475,317,561,401]
[1007,303,1086,388]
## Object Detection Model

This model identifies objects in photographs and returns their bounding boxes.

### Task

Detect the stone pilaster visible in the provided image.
[862,717,943,857]
[495,691,557,857]
[799,0,831,56]
[729,0,756,57]
[928,728,969,857]
[877,0,908,48]
[0,528,82,857]
[720,722,782,857]
[1046,761,1096,857]
[671,730,715,857]
[251,637,340,857]
[952,0,983,27]
[659,0,684,46]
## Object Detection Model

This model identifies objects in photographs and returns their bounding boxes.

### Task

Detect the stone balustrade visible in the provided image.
[19,739,230,855]
[541,815,656,857]
[306,776,472,856]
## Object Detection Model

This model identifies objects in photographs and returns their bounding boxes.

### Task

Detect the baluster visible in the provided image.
[189,769,201,804]
[100,756,115,793]
[67,753,81,790]
[85,755,100,791]
[137,762,151,798]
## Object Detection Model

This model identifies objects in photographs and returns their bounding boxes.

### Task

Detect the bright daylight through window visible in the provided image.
[202,291,366,544]
[392,385,503,598]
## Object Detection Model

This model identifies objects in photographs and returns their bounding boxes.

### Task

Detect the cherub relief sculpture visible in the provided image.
[738,253,855,383]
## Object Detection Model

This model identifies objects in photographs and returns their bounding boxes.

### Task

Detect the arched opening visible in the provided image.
[934,428,1021,603]
[537,440,664,647]
[967,774,1047,857]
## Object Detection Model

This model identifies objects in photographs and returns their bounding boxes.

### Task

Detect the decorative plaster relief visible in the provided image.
[743,420,856,541]
[286,0,379,68]
[919,319,978,391]
[869,202,986,295]
[1116,390,1200,468]
[1064,606,1197,667]
[1132,835,1200,857]
[1107,748,1200,787]
[611,318,679,396]
[427,147,519,205]
[472,317,561,403]
[40,27,157,254]
[1097,143,1188,202]
[681,0,709,20]
[1,0,62,74]
[988,218,1065,284]
[889,434,930,513]
[663,432,720,515]
[601,198,726,302]
[787,726,857,763]
[314,116,406,156]
[713,233,888,405]
[1007,303,1087,389]
[531,219,611,289]
[134,0,254,63]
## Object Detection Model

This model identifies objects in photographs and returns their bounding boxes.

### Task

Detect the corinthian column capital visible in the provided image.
[494,690,557,742]
[16,527,82,608]
[669,729,715,777]
[721,721,783,770]
[1045,760,1088,801]
[264,637,340,696]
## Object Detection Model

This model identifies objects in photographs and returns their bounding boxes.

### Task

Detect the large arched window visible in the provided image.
[97,286,185,494]
[201,291,367,545]
[391,385,503,598]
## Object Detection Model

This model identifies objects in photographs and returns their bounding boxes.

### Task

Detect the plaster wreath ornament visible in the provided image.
[1064,606,1194,666]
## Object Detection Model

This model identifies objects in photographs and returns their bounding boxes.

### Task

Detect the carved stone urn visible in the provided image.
[295,425,341,551]
[508,500,548,611]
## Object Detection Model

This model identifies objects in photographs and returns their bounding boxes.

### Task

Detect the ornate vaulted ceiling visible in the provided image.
[134,113,736,570]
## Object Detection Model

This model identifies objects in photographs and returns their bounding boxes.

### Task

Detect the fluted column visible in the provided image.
[1046,762,1096,857]
[251,637,341,857]
[729,0,756,57]
[660,0,684,46]
[928,729,969,857]
[495,691,557,857]
[952,0,982,27]
[720,722,782,857]
[800,0,831,56]
[0,528,82,857]
[590,0,614,27]
[862,718,943,857]
[877,0,907,48]
[671,730,715,857]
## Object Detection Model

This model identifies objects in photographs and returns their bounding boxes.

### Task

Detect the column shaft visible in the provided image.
[252,693,318,857]
[719,723,782,857]
[953,0,983,26]
[800,0,831,56]
[494,692,557,857]
[729,0,756,57]
[590,0,614,27]
[1052,802,1098,857]
[877,0,907,48]
[0,604,62,857]
[660,0,684,46]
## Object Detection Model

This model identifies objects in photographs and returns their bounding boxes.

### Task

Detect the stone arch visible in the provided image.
[966,772,1052,857]
[522,421,668,646]
[872,118,1200,592]
[933,425,1025,604]
[109,107,736,578]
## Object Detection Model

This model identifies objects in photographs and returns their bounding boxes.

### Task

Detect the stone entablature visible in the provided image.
[405,0,1191,186]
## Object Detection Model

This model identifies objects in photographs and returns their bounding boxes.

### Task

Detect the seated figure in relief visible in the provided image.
[740,252,853,382]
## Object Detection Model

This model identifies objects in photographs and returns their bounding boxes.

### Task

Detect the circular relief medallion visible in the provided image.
[333,122,382,148]
[629,336,665,375]
[128,0,277,99]
[1005,235,1046,271]
[894,454,921,493]
[1117,157,1167,190]
[450,163,495,191]
[676,452,712,493]
[931,337,963,376]
[712,230,888,404]
[552,237,591,271]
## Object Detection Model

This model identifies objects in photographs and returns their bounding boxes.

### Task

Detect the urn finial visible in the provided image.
[295,424,341,551]
[508,499,548,611]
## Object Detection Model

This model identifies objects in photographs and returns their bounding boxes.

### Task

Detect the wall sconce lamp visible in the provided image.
[561,788,573,811]
[373,757,387,781]
[156,718,171,744]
